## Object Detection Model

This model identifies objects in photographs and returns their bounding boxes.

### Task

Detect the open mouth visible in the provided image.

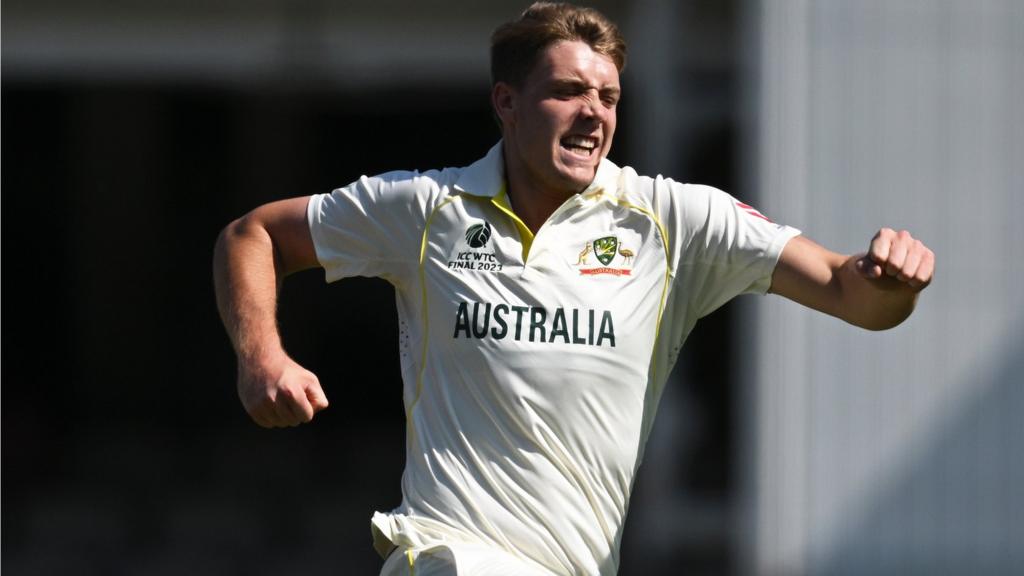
[560,135,598,158]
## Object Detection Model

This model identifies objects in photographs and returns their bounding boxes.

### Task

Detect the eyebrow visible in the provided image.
[549,78,621,97]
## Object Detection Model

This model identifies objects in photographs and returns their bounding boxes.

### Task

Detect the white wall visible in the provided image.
[747,1,1024,574]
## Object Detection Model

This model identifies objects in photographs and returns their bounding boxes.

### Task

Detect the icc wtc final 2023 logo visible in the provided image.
[448,221,503,272]
[575,236,634,276]
[465,222,492,248]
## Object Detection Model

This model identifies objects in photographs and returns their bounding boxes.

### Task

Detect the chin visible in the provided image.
[560,167,597,191]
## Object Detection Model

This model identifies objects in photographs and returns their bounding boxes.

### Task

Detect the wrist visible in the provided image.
[236,337,288,372]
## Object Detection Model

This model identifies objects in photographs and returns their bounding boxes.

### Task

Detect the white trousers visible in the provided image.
[379,547,457,576]
[378,545,555,576]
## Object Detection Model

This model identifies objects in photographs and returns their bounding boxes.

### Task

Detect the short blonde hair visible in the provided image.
[490,2,627,87]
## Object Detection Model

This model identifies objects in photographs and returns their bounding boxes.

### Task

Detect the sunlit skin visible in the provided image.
[492,40,621,232]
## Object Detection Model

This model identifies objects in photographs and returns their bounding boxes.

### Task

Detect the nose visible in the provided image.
[580,93,608,123]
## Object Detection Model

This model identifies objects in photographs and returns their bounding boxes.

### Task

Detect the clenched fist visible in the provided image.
[237,353,329,428]
[856,228,934,291]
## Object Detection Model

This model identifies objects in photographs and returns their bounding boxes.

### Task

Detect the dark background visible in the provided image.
[2,3,746,574]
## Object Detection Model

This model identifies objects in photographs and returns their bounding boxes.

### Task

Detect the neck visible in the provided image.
[505,184,563,234]
[502,142,582,234]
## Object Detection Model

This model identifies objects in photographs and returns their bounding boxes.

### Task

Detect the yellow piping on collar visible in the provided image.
[490,184,534,262]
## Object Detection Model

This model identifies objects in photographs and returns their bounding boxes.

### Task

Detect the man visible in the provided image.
[213,3,934,575]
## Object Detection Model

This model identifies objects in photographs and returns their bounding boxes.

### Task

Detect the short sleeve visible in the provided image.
[671,183,801,318]
[307,170,447,287]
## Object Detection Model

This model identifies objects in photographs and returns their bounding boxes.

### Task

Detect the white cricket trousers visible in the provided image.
[379,545,556,576]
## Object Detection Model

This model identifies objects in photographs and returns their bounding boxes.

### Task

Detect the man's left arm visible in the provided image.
[769,228,935,330]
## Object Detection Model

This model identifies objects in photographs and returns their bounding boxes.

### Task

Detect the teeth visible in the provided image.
[562,136,597,150]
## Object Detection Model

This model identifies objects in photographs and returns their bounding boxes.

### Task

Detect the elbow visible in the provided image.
[213,223,231,267]
[216,213,262,250]
[220,213,253,241]
[213,212,267,270]
[214,221,232,255]
[213,217,241,264]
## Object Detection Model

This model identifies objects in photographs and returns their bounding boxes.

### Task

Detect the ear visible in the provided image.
[491,82,517,128]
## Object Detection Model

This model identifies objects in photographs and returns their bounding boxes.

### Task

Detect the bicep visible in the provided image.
[246,196,319,276]
[769,235,850,318]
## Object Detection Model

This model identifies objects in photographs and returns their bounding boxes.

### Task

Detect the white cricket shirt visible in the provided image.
[307,142,800,575]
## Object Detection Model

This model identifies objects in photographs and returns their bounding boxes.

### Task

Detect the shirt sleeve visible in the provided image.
[307,170,447,287]
[670,183,801,319]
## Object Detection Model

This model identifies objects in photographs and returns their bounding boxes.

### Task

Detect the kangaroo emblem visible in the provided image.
[576,243,592,265]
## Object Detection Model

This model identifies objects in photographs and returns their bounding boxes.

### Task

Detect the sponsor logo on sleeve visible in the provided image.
[736,201,772,222]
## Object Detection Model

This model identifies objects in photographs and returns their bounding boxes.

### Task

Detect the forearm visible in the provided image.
[213,198,327,427]
[771,231,933,331]
[213,216,286,363]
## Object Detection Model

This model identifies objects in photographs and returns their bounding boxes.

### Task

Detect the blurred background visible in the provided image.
[2,1,1021,575]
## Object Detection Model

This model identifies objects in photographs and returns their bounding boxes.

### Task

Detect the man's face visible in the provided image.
[497,40,621,198]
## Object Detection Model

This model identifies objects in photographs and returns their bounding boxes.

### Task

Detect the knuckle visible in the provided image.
[276,385,296,401]
[258,389,277,406]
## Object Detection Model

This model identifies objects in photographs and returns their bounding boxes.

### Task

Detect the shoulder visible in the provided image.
[313,165,465,217]
[614,165,720,211]
[347,166,463,198]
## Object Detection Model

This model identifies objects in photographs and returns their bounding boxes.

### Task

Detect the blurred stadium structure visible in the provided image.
[3,1,1021,575]
[747,1,1023,574]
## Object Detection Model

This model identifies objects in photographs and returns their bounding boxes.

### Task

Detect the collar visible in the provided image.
[453,140,622,199]
[453,141,505,198]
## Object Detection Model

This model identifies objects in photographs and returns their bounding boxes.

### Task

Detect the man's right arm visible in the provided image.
[213,196,329,427]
